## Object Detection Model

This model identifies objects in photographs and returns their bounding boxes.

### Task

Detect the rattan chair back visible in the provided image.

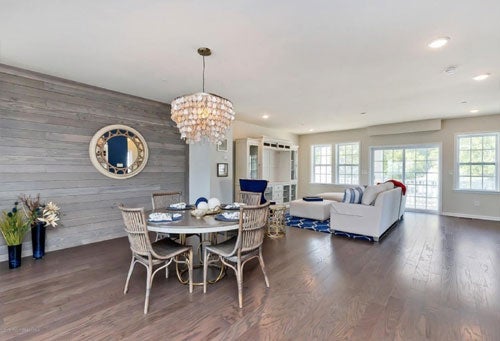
[238,191,262,206]
[237,203,270,253]
[118,205,151,257]
[152,191,182,210]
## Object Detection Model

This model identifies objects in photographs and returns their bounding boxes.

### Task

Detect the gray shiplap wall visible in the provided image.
[0,64,187,261]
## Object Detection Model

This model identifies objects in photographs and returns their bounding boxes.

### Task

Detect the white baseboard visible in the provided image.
[441,212,500,222]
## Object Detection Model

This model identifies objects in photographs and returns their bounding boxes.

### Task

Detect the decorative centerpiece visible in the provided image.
[19,194,60,259]
[191,197,222,218]
[206,198,222,215]
[190,208,208,219]
[0,202,31,269]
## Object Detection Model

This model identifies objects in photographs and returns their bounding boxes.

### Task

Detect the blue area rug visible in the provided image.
[285,213,332,234]
[285,213,375,241]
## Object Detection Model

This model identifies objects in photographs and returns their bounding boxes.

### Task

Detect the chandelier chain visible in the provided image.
[202,56,206,92]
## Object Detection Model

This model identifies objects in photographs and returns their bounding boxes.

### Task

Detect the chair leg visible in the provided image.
[203,248,209,294]
[258,247,270,288]
[144,260,153,314]
[188,249,193,294]
[237,259,243,308]
[165,260,169,278]
[124,255,135,294]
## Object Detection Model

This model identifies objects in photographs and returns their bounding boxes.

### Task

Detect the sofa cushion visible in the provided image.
[342,186,365,204]
[361,184,386,205]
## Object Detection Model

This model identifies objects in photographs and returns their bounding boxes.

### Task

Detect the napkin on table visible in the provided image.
[149,213,182,222]
[222,212,240,220]
[225,202,245,209]
[169,202,187,209]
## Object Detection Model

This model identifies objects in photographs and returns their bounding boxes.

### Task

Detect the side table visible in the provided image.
[268,204,287,238]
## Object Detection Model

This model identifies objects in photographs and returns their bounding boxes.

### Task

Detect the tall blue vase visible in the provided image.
[31,221,46,259]
[8,244,22,269]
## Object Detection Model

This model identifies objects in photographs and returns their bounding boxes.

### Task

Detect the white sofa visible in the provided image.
[329,187,405,241]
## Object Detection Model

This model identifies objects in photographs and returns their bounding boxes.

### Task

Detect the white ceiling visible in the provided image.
[1,0,499,134]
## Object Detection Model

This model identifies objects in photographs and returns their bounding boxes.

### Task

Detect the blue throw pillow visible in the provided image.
[342,186,365,204]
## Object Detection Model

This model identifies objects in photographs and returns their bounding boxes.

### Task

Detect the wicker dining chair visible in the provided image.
[222,191,263,240]
[203,202,271,308]
[238,191,262,205]
[152,191,182,210]
[118,205,193,314]
[152,192,182,241]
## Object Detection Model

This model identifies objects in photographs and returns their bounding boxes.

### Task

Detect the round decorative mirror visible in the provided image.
[89,124,149,179]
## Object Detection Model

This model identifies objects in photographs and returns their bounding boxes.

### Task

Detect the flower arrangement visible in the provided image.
[38,202,60,227]
[19,194,43,225]
[0,202,31,246]
[19,194,61,228]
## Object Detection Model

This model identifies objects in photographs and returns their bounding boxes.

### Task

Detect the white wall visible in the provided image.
[299,114,500,221]
[233,120,299,144]
[189,128,234,204]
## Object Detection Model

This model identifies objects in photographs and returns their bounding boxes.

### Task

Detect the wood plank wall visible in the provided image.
[0,64,188,261]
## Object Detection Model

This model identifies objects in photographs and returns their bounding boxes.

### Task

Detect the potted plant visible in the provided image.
[0,202,31,268]
[19,194,60,259]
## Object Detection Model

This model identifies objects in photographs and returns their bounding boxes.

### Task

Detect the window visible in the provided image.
[456,133,498,191]
[311,145,332,183]
[336,142,360,184]
[371,145,440,212]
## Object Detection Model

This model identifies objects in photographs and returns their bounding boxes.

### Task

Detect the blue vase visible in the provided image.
[31,221,46,259]
[8,244,22,269]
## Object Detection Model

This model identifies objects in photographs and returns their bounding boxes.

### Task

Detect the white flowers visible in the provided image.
[38,202,60,228]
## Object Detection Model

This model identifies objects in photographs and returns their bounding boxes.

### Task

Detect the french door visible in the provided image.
[371,145,440,212]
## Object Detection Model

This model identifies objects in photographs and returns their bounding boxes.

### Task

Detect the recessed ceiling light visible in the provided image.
[473,73,491,81]
[460,101,468,104]
[428,37,450,49]
[262,114,269,119]
[309,128,315,132]
[360,112,367,115]
[470,109,479,113]
[443,65,458,75]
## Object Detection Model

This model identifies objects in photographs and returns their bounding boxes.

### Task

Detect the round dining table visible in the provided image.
[146,209,239,285]
[146,209,239,235]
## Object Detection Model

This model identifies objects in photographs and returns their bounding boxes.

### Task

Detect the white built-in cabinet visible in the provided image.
[234,137,298,204]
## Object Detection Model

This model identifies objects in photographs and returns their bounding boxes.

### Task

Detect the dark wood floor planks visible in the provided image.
[0,212,499,340]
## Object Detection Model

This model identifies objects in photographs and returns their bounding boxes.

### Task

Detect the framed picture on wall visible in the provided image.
[217,163,228,177]
[217,139,228,152]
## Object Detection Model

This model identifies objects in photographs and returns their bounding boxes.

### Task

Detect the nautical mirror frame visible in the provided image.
[89,124,149,179]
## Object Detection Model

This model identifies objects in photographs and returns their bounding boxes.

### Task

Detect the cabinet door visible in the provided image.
[248,144,259,179]
[283,185,290,203]
[291,150,298,180]
[272,185,283,203]
[291,184,297,201]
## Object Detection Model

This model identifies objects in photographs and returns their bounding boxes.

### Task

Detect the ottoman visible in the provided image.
[289,199,333,221]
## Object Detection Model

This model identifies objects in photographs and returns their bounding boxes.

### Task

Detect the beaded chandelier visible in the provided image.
[171,48,235,144]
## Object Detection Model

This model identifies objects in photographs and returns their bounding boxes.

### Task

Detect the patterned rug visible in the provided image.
[285,213,332,234]
[285,213,375,241]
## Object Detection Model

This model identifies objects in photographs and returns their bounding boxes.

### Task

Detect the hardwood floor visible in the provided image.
[1,213,499,340]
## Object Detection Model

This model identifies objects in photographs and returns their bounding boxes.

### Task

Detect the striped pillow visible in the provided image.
[342,186,365,204]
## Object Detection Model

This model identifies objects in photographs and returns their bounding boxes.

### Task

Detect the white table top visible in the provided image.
[146,210,239,234]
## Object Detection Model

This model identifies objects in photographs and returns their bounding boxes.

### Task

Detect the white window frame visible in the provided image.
[335,142,360,185]
[311,144,332,184]
[455,132,499,192]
